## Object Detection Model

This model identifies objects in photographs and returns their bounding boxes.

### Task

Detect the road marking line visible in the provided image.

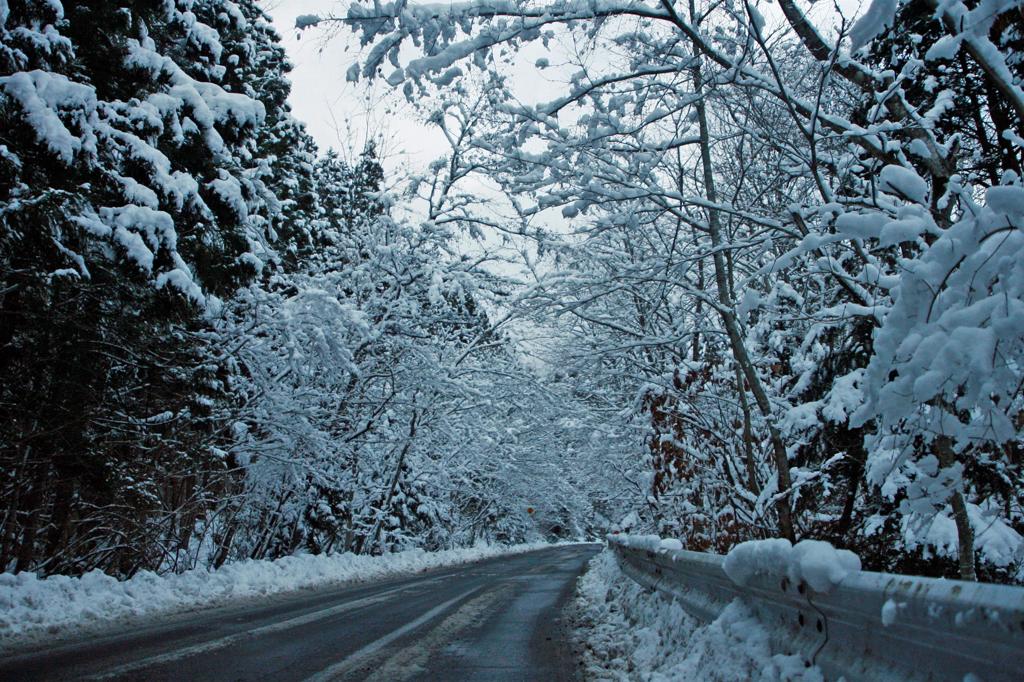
[303,586,481,682]
[87,584,412,680]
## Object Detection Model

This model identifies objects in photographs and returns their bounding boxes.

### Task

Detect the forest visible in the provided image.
[1,0,1022,588]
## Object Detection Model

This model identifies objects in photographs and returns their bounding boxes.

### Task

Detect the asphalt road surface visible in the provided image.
[0,543,601,681]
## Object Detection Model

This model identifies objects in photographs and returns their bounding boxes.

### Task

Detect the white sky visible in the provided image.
[262,0,451,172]
[261,0,578,240]
[262,0,865,166]
[260,0,605,175]
[258,0,870,243]
[259,0,869,363]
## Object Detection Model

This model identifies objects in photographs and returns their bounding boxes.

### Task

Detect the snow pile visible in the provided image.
[848,0,898,50]
[0,542,554,652]
[610,533,684,552]
[573,551,822,681]
[610,535,862,594]
[878,165,929,204]
[294,14,322,30]
[724,539,862,593]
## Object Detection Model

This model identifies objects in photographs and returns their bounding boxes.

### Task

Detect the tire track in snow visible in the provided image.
[302,586,485,681]
[86,583,416,680]
[362,583,513,681]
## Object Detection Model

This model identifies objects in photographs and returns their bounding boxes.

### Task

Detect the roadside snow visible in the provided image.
[0,542,556,653]
[573,551,823,681]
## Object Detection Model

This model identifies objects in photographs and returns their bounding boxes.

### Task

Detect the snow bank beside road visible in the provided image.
[0,542,554,652]
[573,550,823,681]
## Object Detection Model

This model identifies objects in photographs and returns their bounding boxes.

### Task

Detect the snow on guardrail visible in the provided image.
[608,534,1024,681]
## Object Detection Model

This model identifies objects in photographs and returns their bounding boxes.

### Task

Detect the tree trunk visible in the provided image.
[366,411,418,555]
[935,436,977,581]
[734,368,760,496]
[688,10,795,540]
[14,462,48,573]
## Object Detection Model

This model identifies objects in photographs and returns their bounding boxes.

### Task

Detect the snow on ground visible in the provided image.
[0,541,558,653]
[572,550,823,681]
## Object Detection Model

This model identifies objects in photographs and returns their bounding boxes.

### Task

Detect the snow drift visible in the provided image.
[0,542,554,652]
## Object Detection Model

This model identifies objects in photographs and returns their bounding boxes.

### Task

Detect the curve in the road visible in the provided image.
[0,543,600,682]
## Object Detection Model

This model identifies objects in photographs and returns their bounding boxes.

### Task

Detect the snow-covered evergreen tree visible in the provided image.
[0,0,314,576]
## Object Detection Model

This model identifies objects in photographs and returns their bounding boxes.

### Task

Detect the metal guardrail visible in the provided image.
[608,536,1024,681]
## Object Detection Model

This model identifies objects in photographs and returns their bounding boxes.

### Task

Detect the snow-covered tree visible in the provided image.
[0,0,311,576]
[311,0,1024,581]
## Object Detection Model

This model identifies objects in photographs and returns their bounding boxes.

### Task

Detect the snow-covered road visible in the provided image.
[0,544,600,681]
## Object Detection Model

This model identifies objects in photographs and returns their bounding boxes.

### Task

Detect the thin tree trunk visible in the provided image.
[935,436,977,581]
[1,445,32,569]
[835,457,863,541]
[14,462,48,573]
[366,411,418,555]
[42,476,73,569]
[688,6,795,540]
[734,367,760,496]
